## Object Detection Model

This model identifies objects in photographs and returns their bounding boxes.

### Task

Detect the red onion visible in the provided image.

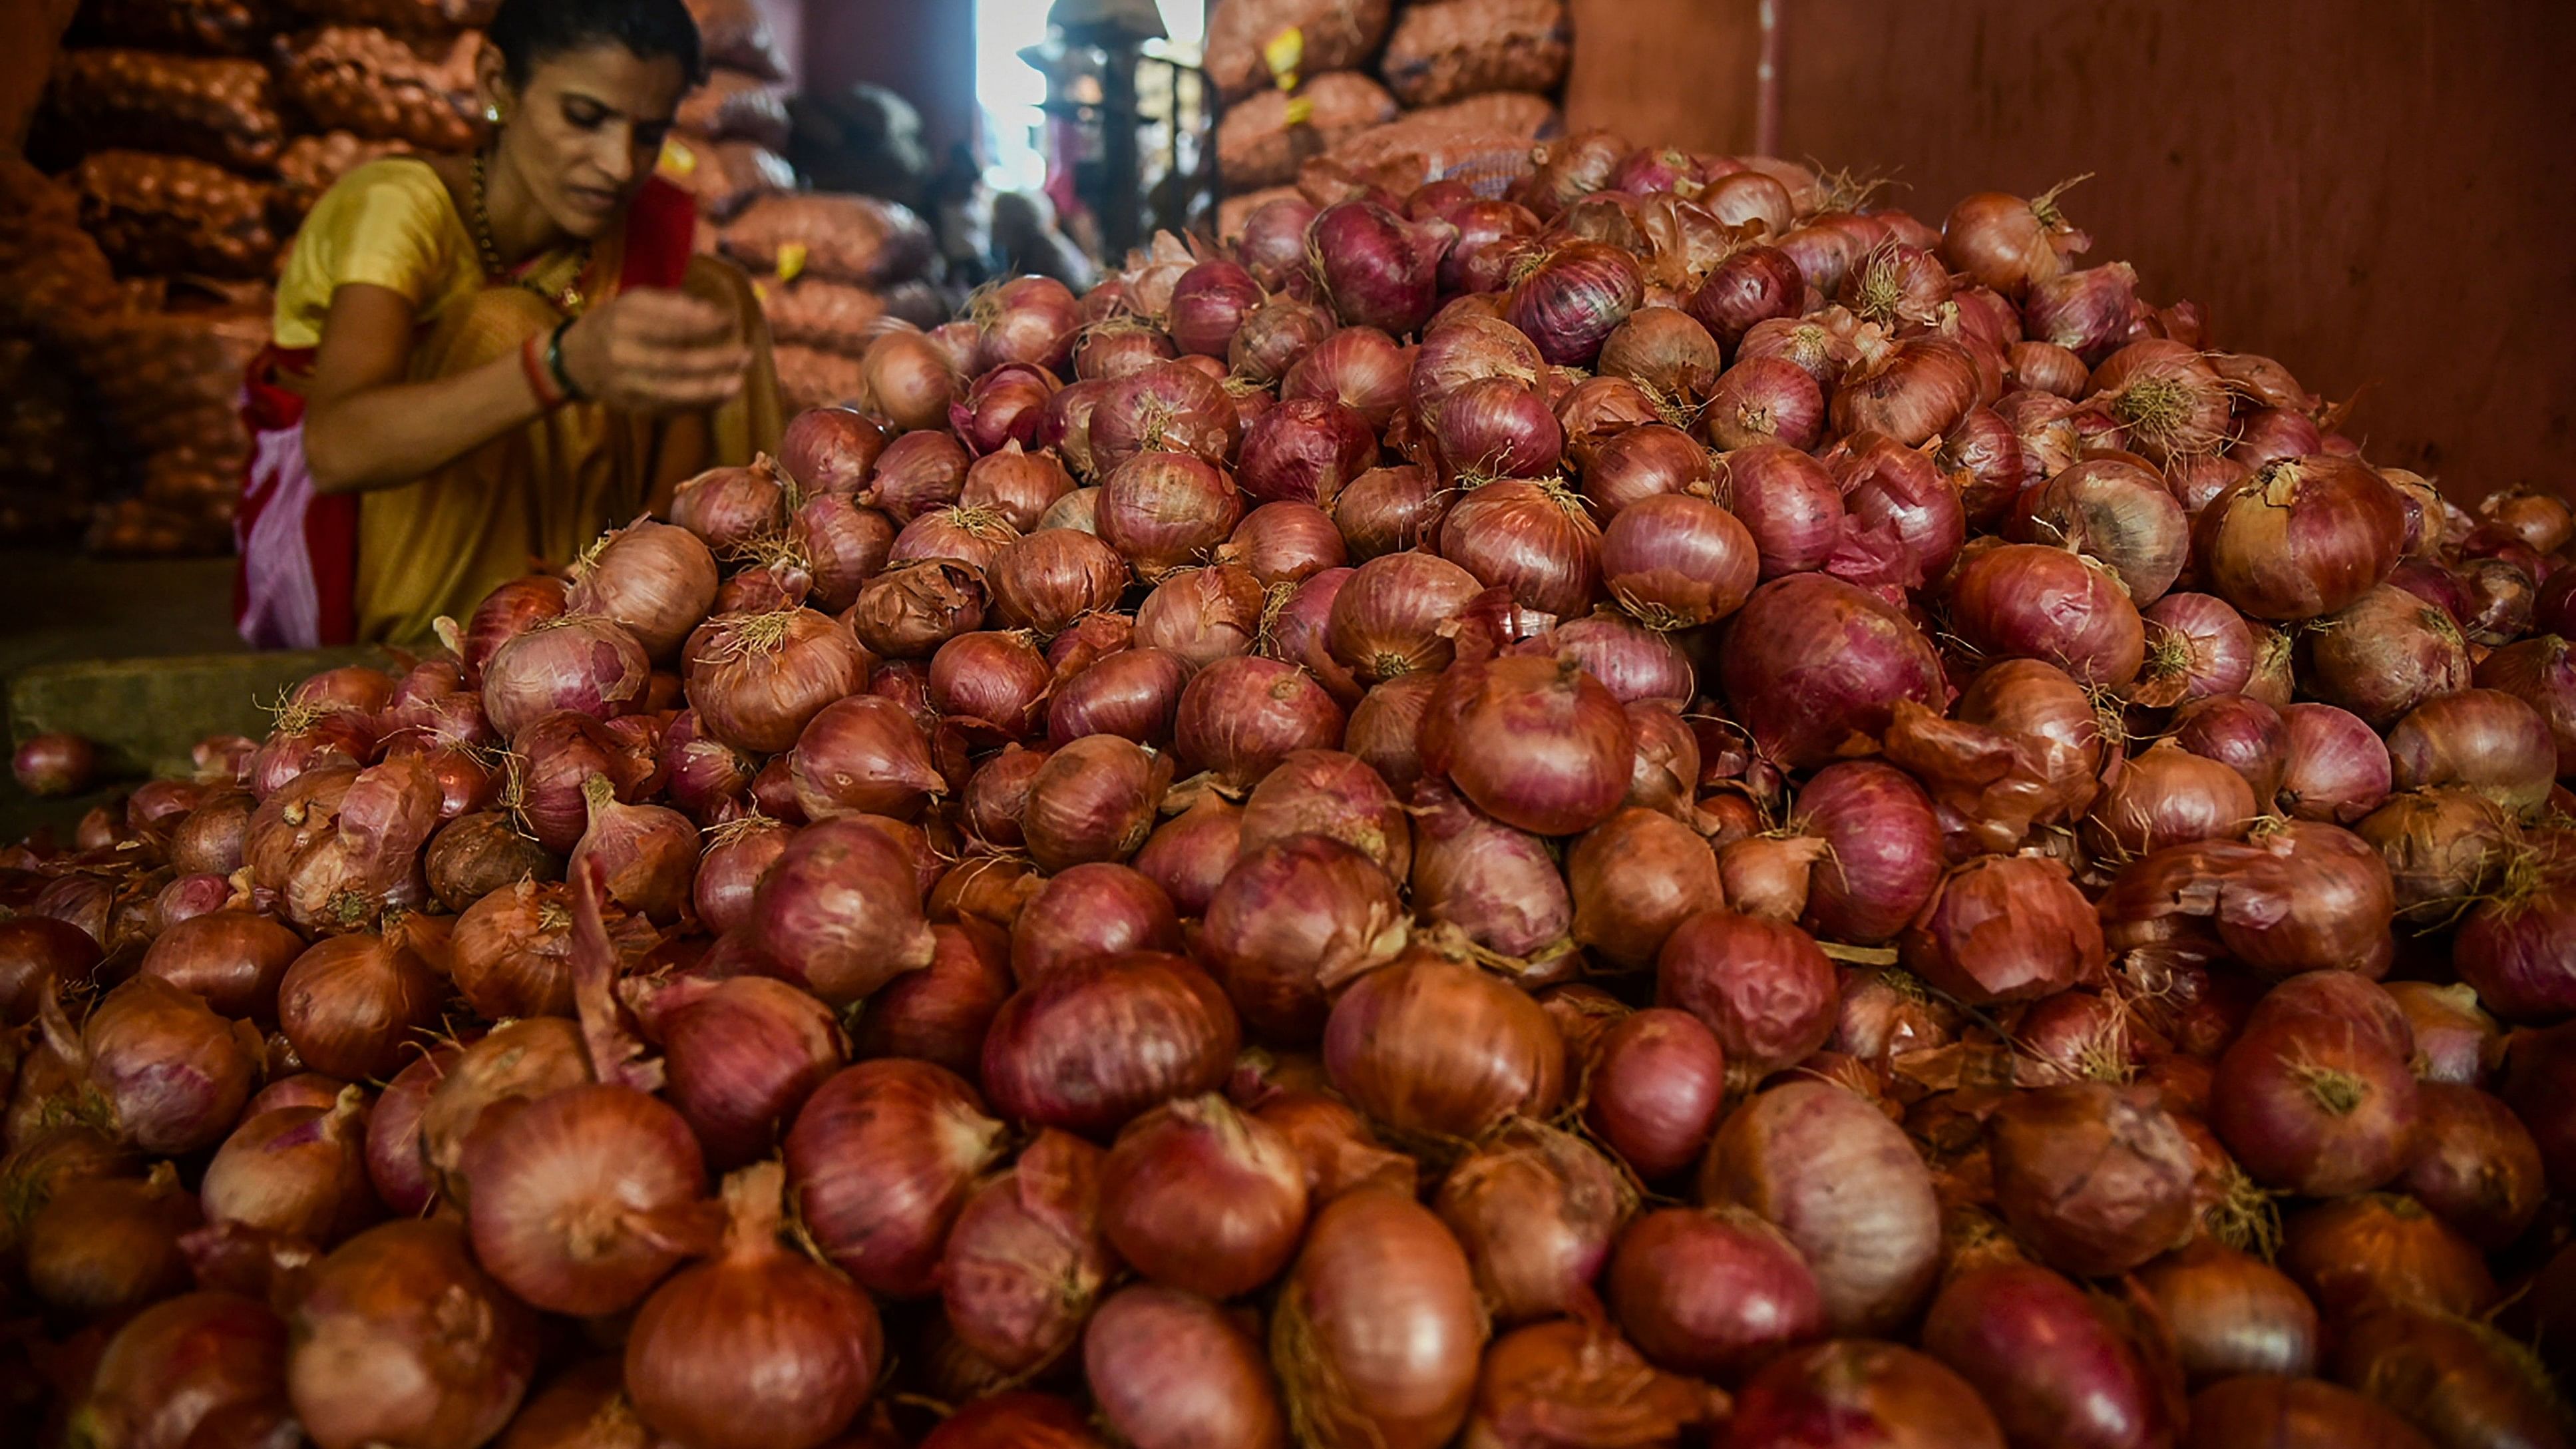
[1238,746,1410,878]
[784,1058,1004,1297]
[626,1163,883,1449]
[480,614,650,741]
[1307,202,1451,335]
[670,457,788,554]
[1230,295,1335,383]
[1733,1339,2004,1449]
[2277,702,2393,822]
[73,1291,291,1448]
[989,527,1129,636]
[459,1082,707,1315]
[1222,501,1348,590]
[858,330,959,433]
[1503,239,1643,367]
[2397,1081,2543,1248]
[2132,1240,2320,1385]
[22,1160,201,1319]
[200,1082,374,1247]
[938,1128,1113,1374]
[1085,1283,1289,1449]
[749,817,938,1006]
[1698,355,1825,453]
[957,442,1075,535]
[1407,776,1573,963]
[1720,573,1943,771]
[982,950,1240,1135]
[644,976,847,1171]
[2085,738,2260,858]
[1433,1120,1628,1328]
[1413,314,1548,433]
[2173,693,2290,800]
[868,429,973,520]
[2195,455,2408,621]
[1075,317,1179,380]
[976,274,1083,371]
[1654,907,1838,1076]
[2454,852,2576,1023]
[1324,950,1564,1139]
[2304,582,2474,727]
[1988,1082,2197,1276]
[1583,1009,1727,1181]
[566,518,719,660]
[1950,542,2145,687]
[276,931,443,1081]
[1413,654,1628,835]
[2280,1192,2494,1321]
[1100,1093,1306,1299]
[456,575,570,684]
[138,911,304,1022]
[1833,335,1979,447]
[2212,1014,2420,1197]
[564,776,693,924]
[2024,261,2137,362]
[1021,733,1171,871]
[1010,862,1181,984]
[1272,1187,1485,1449]
[1598,306,1724,407]
[1921,1261,2173,1449]
[1437,479,1598,616]
[1839,241,1954,330]
[1129,791,1243,919]
[450,879,582,1019]
[2185,1376,2436,1449]
[2330,1304,2569,1449]
[2386,687,2557,816]
[1135,564,1267,669]
[1706,443,1842,579]
[1700,1079,1941,1335]
[1049,647,1190,748]
[1578,423,1713,521]
[1090,361,1238,472]
[286,1220,538,1449]
[1097,450,1242,579]
[1167,259,1264,357]
[1687,242,1803,347]
[685,608,872,753]
[778,405,888,495]
[1173,654,1346,789]
[1283,325,1410,433]
[1902,853,2104,1005]
[684,814,785,934]
[1202,831,1408,1042]
[1942,182,2089,296]
[787,696,944,822]
[364,1041,457,1218]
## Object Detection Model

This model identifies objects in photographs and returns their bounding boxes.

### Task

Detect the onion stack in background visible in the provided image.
[8,130,2576,1449]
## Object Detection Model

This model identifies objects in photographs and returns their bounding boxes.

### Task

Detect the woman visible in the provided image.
[238,0,781,648]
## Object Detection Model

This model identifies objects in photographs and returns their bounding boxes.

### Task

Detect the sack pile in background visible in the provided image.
[1210,0,1573,238]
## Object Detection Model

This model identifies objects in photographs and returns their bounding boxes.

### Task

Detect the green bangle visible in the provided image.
[545,319,582,401]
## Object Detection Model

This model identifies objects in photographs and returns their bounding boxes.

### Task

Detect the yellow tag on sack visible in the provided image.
[775,242,807,284]
[1283,95,1314,127]
[751,280,769,304]
[658,138,698,177]
[1263,27,1304,89]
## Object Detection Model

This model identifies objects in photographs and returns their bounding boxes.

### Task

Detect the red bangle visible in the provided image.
[521,331,566,409]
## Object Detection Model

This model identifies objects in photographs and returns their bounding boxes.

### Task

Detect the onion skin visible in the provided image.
[2396,1082,2544,1249]
[365,1042,458,1217]
[1987,1082,2197,1277]
[1324,951,1565,1141]
[854,919,1013,1078]
[1407,777,1574,964]
[287,1219,539,1449]
[2304,584,2473,728]
[2278,702,2394,823]
[1102,1094,1308,1299]
[1601,493,1758,628]
[566,518,719,660]
[45,974,260,1155]
[1085,1284,1290,1449]
[202,1085,377,1247]
[749,817,940,1008]
[982,951,1242,1137]
[921,1392,1109,1446]
[1922,1262,2175,1449]
[1951,541,2146,688]
[1022,733,1173,872]
[784,1058,1007,1298]
[23,1162,201,1319]
[1901,854,2106,1006]
[1606,1203,1823,1378]
[1270,1187,1486,1449]
[1204,833,1410,1044]
[1421,655,1634,837]
[1570,808,1726,970]
[1658,909,1839,1078]
[2385,687,2558,818]
[1307,202,1452,336]
[1433,1121,1630,1326]
[138,911,305,1022]
[1702,1080,1942,1335]
[684,608,873,753]
[2280,1193,2497,1323]
[1728,1339,2006,1449]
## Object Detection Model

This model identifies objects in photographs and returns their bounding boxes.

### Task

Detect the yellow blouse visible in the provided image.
[272,158,782,646]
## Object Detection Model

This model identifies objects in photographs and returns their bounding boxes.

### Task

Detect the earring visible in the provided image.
[485,104,502,123]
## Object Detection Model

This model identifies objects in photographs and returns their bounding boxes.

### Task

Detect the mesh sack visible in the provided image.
[272,132,419,223]
[45,51,287,171]
[1206,0,1393,101]
[1217,71,1397,192]
[720,193,934,288]
[76,151,281,280]
[81,294,272,459]
[70,0,278,57]
[677,69,793,150]
[0,161,123,339]
[685,0,789,81]
[1378,0,1572,108]
[0,337,102,535]
[1219,184,1304,242]
[773,343,870,415]
[759,278,890,355]
[659,137,794,222]
[275,26,484,150]
[1323,91,1561,197]
[278,0,496,30]
[89,496,238,557]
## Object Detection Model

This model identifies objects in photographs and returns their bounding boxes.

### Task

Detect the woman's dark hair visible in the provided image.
[487,0,704,87]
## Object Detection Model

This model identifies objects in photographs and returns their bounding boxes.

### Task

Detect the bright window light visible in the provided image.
[974,0,1053,194]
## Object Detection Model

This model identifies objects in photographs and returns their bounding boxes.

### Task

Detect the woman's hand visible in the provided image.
[558,289,754,411]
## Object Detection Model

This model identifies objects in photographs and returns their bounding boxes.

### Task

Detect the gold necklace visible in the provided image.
[470,149,593,314]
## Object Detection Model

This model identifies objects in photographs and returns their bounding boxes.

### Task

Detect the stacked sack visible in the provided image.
[660,0,797,234]
[1211,0,1572,239]
[721,192,944,413]
[0,160,124,546]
